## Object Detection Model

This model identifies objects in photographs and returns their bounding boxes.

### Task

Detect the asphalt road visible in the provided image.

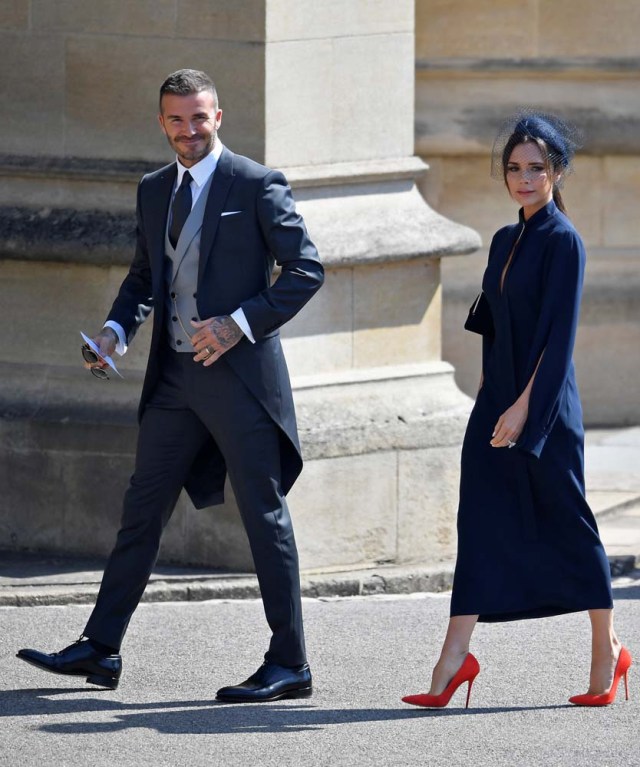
[1,576,639,767]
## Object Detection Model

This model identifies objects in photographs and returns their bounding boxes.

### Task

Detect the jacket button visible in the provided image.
[170,292,176,299]
[176,339,182,346]
[172,316,177,322]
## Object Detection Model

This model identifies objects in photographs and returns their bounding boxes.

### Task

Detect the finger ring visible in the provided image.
[204,345,214,356]
[507,440,516,448]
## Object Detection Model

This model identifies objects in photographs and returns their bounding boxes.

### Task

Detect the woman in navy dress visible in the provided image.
[403,113,632,709]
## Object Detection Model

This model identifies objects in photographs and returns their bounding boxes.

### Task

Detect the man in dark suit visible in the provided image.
[17,69,324,703]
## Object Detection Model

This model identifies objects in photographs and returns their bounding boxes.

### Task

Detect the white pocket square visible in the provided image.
[221,210,243,217]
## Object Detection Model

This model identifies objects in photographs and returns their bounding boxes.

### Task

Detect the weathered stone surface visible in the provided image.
[602,156,640,247]
[416,0,640,60]
[539,0,640,58]
[397,447,462,564]
[264,31,414,167]
[290,452,398,570]
[32,0,177,36]
[65,35,265,162]
[177,0,265,41]
[415,65,640,157]
[352,260,441,367]
[0,36,66,156]
[0,206,136,264]
[293,362,470,456]
[266,0,413,41]
[0,0,29,29]
[416,0,537,59]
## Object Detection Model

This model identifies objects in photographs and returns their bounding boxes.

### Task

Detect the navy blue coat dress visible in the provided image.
[451,200,613,621]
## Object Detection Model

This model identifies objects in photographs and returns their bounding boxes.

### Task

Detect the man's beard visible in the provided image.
[168,130,216,164]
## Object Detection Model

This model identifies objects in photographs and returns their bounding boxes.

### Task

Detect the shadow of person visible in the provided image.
[0,688,217,720]
[32,703,572,736]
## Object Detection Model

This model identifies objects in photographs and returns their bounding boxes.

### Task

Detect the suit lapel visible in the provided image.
[198,147,236,285]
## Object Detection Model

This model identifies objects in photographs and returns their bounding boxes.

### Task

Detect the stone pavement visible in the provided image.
[1,427,639,607]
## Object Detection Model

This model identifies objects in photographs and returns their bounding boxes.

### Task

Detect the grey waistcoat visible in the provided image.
[164,174,214,351]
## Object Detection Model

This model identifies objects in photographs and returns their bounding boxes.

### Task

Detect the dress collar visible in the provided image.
[518,199,557,226]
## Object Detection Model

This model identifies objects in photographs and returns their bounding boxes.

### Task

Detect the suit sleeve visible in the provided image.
[239,170,324,340]
[105,179,154,345]
[518,230,585,458]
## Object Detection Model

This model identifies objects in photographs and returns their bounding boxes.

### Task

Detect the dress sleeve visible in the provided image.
[518,230,585,458]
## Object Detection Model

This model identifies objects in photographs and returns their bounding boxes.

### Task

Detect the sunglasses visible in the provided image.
[81,344,109,380]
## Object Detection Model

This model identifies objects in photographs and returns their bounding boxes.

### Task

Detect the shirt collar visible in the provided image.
[175,140,224,188]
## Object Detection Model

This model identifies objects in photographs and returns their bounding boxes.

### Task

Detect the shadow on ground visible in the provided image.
[0,687,571,735]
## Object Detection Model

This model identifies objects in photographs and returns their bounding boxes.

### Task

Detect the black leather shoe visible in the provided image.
[17,637,122,689]
[216,661,312,703]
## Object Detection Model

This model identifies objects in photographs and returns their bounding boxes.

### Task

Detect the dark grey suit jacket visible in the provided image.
[106,147,324,508]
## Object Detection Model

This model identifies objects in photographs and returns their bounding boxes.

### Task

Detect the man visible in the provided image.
[17,69,323,703]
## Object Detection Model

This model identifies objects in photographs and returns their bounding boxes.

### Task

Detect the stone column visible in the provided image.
[0,1,479,570]
[415,0,640,426]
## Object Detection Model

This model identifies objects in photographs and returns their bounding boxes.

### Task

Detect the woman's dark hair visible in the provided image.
[159,69,218,110]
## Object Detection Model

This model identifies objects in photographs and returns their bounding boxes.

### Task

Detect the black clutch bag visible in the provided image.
[464,290,494,337]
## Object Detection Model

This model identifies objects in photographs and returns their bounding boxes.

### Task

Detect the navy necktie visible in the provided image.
[169,170,193,248]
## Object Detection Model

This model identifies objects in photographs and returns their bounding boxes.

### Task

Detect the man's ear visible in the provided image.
[158,113,166,134]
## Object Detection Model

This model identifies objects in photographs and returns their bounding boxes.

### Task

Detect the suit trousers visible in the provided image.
[83,343,306,667]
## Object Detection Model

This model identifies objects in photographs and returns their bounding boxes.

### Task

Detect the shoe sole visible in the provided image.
[16,654,120,690]
[216,686,313,703]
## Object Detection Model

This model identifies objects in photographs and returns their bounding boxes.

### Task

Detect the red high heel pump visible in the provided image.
[569,646,632,707]
[402,653,480,709]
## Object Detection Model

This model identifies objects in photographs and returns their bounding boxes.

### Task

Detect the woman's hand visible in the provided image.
[491,398,528,448]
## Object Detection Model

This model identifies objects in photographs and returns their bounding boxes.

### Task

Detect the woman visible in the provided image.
[402,112,631,709]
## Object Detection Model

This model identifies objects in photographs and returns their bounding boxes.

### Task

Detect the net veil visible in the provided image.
[490,109,583,187]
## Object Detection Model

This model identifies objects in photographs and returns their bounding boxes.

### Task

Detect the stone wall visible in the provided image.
[415,0,640,425]
[0,1,480,569]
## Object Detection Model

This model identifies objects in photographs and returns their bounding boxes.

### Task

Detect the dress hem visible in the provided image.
[451,601,614,623]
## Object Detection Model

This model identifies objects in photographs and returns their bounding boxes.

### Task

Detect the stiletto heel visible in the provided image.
[624,670,630,701]
[402,653,480,709]
[465,676,475,708]
[569,646,632,707]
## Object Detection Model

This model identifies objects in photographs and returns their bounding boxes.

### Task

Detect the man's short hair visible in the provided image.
[159,69,218,110]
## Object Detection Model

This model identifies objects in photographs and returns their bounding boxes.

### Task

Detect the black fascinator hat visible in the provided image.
[491,109,583,187]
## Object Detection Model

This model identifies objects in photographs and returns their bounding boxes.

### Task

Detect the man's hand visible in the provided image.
[190,316,243,366]
[84,328,117,371]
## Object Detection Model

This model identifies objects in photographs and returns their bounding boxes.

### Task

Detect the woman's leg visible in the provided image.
[586,608,621,694]
[428,614,479,694]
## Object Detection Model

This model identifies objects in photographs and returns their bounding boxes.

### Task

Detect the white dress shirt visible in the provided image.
[105,141,255,354]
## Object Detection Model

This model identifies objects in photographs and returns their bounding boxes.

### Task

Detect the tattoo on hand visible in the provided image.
[210,316,243,350]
